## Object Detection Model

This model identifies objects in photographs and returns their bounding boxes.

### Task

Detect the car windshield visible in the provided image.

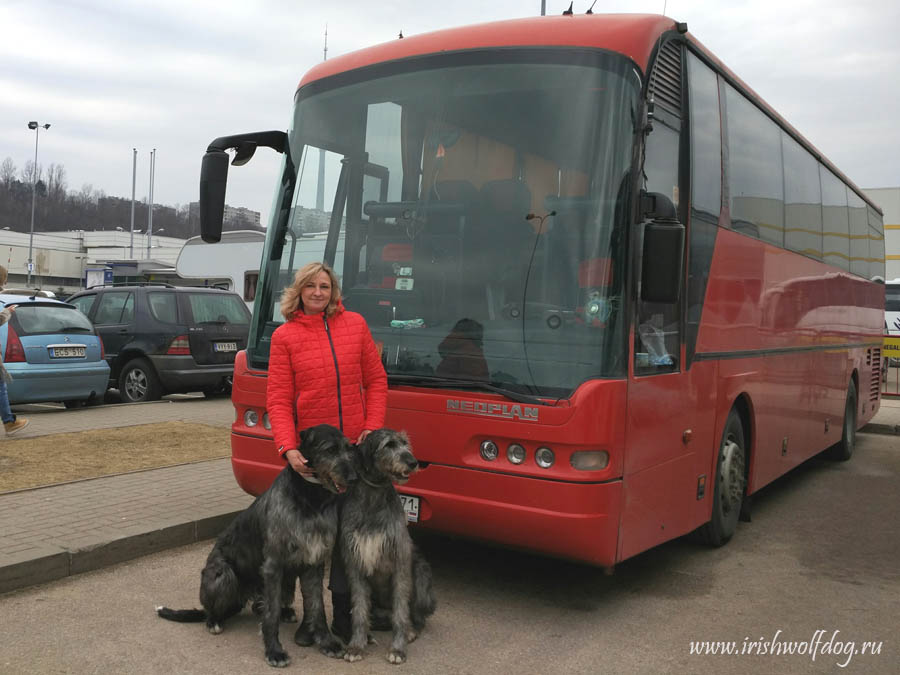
[12,304,95,335]
[187,293,251,325]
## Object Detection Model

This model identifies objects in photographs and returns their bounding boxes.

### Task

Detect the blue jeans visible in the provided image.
[0,379,14,423]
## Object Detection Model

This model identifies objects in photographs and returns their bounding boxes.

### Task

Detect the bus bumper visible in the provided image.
[230,432,623,567]
[401,464,622,567]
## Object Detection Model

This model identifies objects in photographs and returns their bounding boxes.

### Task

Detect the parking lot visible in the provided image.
[0,410,897,673]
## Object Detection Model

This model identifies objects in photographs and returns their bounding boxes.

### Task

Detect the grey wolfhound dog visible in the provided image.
[156,424,357,667]
[340,428,436,664]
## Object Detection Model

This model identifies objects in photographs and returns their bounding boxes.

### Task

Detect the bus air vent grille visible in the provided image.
[649,40,682,115]
[870,347,881,402]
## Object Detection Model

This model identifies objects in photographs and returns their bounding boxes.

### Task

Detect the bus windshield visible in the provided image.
[255,50,640,399]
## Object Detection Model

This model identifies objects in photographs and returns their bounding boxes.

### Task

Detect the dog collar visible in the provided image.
[359,474,392,489]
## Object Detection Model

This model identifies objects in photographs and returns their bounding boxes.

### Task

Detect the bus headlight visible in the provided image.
[571,450,609,471]
[262,413,271,430]
[244,409,259,427]
[507,443,526,465]
[480,440,499,461]
[535,446,555,468]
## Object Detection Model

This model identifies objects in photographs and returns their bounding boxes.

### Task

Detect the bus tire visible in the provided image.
[827,379,857,462]
[698,409,747,547]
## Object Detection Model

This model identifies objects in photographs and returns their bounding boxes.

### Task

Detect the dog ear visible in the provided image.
[299,428,310,446]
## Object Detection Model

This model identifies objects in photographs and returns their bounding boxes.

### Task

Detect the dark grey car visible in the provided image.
[67,283,251,402]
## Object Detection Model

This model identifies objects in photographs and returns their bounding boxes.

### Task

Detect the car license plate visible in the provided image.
[399,494,419,523]
[214,342,237,352]
[49,346,86,358]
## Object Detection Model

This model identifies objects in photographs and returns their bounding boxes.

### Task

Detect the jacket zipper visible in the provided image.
[323,314,343,431]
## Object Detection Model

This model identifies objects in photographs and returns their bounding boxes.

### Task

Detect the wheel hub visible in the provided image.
[125,369,147,400]
[719,437,745,514]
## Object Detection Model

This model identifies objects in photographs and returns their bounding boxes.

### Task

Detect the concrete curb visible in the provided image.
[0,512,238,595]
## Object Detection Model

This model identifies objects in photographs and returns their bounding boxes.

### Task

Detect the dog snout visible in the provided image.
[403,453,419,473]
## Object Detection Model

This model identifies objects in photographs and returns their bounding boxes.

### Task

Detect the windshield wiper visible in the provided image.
[59,326,93,332]
[388,374,549,406]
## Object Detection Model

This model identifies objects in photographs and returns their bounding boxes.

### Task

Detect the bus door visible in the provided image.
[617,56,716,560]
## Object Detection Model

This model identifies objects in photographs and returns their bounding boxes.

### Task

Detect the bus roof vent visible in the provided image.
[649,40,682,116]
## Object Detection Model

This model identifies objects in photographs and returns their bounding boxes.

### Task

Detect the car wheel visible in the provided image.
[827,379,857,462]
[697,409,747,547]
[119,358,163,403]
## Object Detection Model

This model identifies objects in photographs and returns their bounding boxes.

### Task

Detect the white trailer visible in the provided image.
[176,229,334,311]
[176,230,265,308]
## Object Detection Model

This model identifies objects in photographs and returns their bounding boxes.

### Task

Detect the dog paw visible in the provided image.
[280,607,298,623]
[343,647,365,662]
[264,649,291,668]
[387,649,407,664]
[318,638,345,659]
[406,629,419,643]
[293,624,314,647]
[206,623,223,635]
[316,631,345,658]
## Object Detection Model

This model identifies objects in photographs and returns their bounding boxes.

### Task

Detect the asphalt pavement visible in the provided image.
[1,395,898,596]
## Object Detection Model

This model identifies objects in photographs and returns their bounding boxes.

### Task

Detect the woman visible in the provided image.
[266,261,387,641]
[0,265,29,435]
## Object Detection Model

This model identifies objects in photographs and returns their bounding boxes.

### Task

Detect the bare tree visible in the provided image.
[46,163,67,201]
[0,157,16,189]
[20,160,42,186]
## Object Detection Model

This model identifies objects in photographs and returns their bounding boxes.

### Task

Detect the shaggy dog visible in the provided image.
[340,428,436,664]
[156,424,357,667]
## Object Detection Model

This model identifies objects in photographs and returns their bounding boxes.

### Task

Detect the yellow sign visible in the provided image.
[884,336,900,356]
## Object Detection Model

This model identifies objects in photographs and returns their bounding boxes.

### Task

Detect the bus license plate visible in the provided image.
[400,494,419,523]
[214,342,237,352]
[50,346,85,358]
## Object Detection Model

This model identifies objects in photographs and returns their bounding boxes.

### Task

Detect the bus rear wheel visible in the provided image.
[698,409,747,547]
[827,380,857,462]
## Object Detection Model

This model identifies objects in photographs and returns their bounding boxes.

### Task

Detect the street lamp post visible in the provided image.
[27,121,51,287]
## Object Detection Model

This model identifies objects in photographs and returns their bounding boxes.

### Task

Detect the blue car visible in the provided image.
[0,293,110,408]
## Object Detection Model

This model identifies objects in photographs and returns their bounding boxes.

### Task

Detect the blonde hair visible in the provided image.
[280,262,342,320]
[0,265,6,288]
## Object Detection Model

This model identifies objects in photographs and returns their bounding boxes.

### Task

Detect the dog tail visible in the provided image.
[156,606,207,622]
[412,550,437,620]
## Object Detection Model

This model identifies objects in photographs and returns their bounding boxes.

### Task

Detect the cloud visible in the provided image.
[1,0,897,227]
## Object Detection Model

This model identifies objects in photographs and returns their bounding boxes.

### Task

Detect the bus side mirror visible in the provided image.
[198,130,288,244]
[200,150,229,243]
[639,191,683,303]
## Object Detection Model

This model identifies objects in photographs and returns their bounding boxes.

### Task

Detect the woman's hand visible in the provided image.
[356,429,372,444]
[284,449,315,477]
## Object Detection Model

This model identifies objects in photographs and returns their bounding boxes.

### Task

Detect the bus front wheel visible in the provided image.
[698,409,747,547]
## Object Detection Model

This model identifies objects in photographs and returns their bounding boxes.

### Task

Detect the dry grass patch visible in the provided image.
[0,421,230,492]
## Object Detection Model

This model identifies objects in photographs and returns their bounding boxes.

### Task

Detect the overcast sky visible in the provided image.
[1,0,897,229]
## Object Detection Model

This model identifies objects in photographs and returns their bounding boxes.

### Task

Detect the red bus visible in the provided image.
[198,14,885,568]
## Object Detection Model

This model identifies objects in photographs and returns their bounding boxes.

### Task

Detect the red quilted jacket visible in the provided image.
[266,301,387,456]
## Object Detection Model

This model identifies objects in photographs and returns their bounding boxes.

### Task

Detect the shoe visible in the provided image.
[4,418,28,435]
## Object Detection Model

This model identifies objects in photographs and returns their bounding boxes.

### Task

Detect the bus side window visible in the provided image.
[636,121,682,373]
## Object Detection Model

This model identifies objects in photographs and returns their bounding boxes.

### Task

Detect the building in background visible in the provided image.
[864,187,900,280]
[0,229,186,295]
[187,202,262,232]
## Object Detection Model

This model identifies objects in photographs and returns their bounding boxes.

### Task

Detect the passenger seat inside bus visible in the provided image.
[413,180,478,323]
[467,179,534,320]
